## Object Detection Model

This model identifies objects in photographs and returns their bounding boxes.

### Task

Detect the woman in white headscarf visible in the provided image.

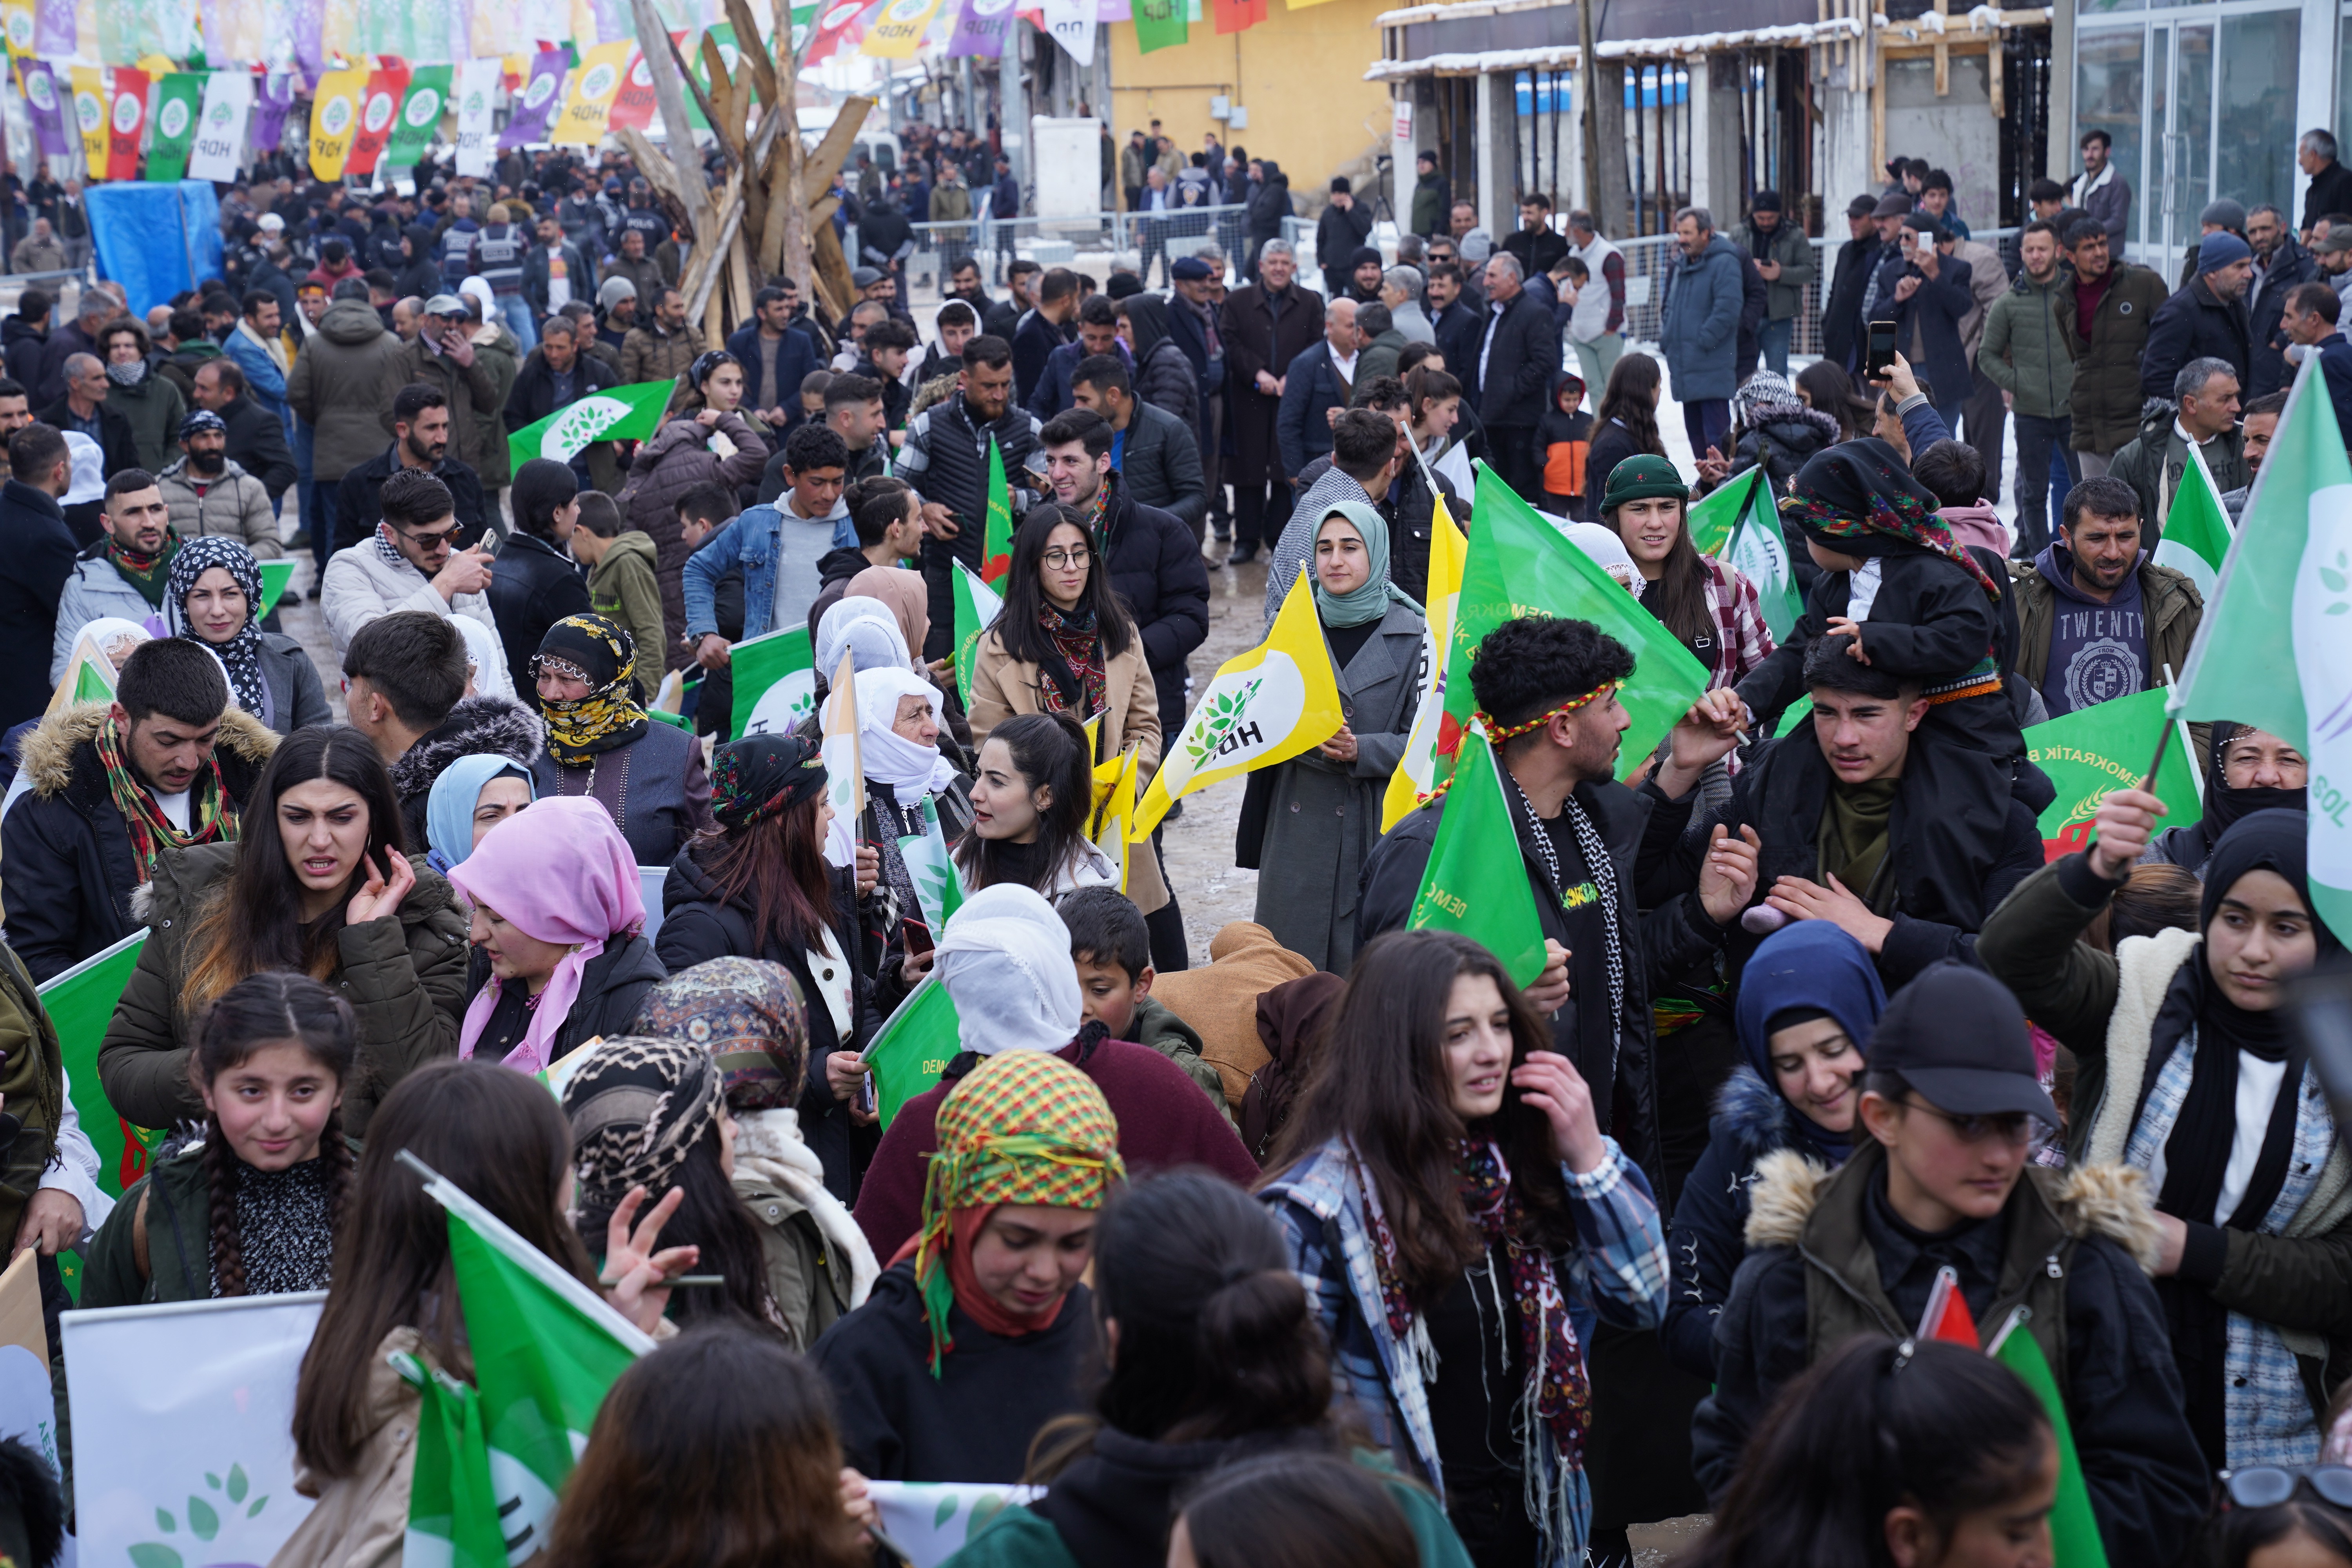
[814,595,913,685]
[857,666,978,1017]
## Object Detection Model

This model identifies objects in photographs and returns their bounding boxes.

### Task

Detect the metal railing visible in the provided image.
[852,205,1254,301]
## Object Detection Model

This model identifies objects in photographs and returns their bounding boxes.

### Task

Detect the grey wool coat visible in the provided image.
[1252,600,1425,973]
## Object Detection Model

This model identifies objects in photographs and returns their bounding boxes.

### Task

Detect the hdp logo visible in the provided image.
[405,87,441,126]
[628,56,652,86]
[971,0,1013,17]
[363,91,394,132]
[73,91,97,131]
[463,89,485,114]
[207,100,230,125]
[158,98,189,138]
[110,93,138,134]
[523,71,555,108]
[4,12,27,49]
[887,0,929,20]
[577,63,617,101]
[318,93,354,136]
[541,394,630,459]
[22,70,51,111]
[820,0,865,28]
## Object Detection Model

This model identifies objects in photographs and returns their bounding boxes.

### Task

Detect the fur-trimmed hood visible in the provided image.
[18,700,278,802]
[387,695,544,802]
[1743,1144,2165,1274]
[1713,1064,1805,1166]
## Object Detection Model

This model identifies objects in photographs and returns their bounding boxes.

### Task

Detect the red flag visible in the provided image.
[105,69,149,181]
[804,0,882,64]
[606,40,671,133]
[346,62,411,177]
[1212,0,1265,34]
[1917,1266,1980,1347]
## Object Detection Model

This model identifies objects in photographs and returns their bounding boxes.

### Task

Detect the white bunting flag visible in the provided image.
[454,57,500,178]
[186,69,252,182]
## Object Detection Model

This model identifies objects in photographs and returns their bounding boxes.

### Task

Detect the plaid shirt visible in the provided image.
[1701,555,1776,691]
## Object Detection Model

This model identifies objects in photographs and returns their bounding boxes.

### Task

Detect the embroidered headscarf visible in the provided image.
[631,957,812,1111]
[532,613,649,767]
[906,1049,1123,1374]
[422,753,535,874]
[1780,441,2000,599]
[560,1034,723,1212]
[165,535,270,723]
[1310,500,1419,630]
[1733,922,1888,1162]
[448,797,646,1076]
[710,733,829,829]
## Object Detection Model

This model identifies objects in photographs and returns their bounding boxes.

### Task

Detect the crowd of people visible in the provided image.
[4,116,2352,1568]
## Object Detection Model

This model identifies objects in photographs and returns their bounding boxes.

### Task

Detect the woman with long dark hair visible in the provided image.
[528,613,714,866]
[97,725,470,1135]
[938,1172,1472,1568]
[82,971,358,1306]
[544,1325,868,1568]
[1257,929,1669,1567]
[1795,361,1875,444]
[278,1060,691,1565]
[1594,455,1773,692]
[658,733,876,1199]
[952,711,1110,900]
[1581,352,1666,523]
[1673,1336,2056,1568]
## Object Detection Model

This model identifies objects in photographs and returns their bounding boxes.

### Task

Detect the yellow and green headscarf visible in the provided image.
[532,613,650,766]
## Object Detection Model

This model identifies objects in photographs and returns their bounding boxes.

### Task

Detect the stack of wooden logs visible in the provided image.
[618,0,871,350]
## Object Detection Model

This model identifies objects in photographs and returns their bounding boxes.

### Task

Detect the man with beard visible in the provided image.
[949,255,1020,342]
[1218,238,1323,565]
[155,411,278,563]
[2004,474,2201,719]
[896,335,1047,660]
[189,359,296,514]
[334,382,488,546]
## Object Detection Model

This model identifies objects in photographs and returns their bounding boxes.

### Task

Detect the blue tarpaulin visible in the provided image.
[86,181,223,318]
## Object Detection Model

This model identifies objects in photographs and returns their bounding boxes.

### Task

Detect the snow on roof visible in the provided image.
[1366,4,2039,75]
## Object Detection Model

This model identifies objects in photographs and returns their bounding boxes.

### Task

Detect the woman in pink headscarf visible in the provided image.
[447,797,670,1074]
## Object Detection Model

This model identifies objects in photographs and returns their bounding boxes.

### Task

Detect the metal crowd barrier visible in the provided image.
[853,206,1256,302]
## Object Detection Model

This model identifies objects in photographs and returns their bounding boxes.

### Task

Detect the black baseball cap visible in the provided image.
[1868,963,2058,1123]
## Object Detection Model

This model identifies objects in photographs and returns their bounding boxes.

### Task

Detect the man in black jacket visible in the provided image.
[1470,254,1560,504]
[0,423,76,730]
[1425,260,1483,374]
[191,359,297,505]
[1011,267,1079,408]
[1,637,275,982]
[2247,204,2317,397]
[1358,614,1748,1185]
[2300,129,2352,239]
[488,459,593,697]
[338,385,490,546]
[1315,178,1375,298]
[1499,193,1570,281]
[521,214,595,322]
[1274,298,1360,481]
[724,287,821,440]
[37,352,139,526]
[503,314,619,436]
[1821,194,1886,374]
[2140,231,2254,398]
[1069,354,1207,537]
[1028,294,1129,422]
[899,335,1046,661]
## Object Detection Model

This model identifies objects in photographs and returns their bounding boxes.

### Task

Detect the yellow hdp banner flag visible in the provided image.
[69,65,106,171]
[1133,572,1345,836]
[1382,491,1468,831]
[551,40,630,146]
[308,67,367,180]
[1091,748,1139,893]
[1,0,33,55]
[862,0,946,56]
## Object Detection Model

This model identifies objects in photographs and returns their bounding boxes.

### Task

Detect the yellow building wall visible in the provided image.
[1105,0,1394,205]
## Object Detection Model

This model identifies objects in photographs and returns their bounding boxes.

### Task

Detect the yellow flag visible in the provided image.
[0,0,33,56]
[551,40,631,146]
[1089,750,1123,827]
[1133,573,1345,837]
[820,652,865,821]
[1381,493,1469,831]
[69,65,106,172]
[308,67,367,180]
[862,0,947,57]
[1091,748,1139,893]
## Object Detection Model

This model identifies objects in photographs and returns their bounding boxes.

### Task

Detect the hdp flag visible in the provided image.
[257,558,296,619]
[1132,572,1347,835]
[1991,1308,2113,1568]
[865,974,962,1129]
[36,928,160,1200]
[1441,464,1711,784]
[2024,686,2202,862]
[895,793,966,935]
[1724,483,1802,642]
[730,625,816,739]
[1406,719,1548,986]
[143,73,203,182]
[396,1350,505,1568]
[1091,747,1140,893]
[2149,439,2235,601]
[506,379,679,475]
[1382,490,1467,831]
[1132,0,1187,51]
[2169,355,2352,941]
[980,436,1015,586]
[1683,467,1755,558]
[952,559,1004,708]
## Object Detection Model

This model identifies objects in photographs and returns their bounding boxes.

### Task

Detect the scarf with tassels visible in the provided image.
[107,535,178,609]
[95,711,235,881]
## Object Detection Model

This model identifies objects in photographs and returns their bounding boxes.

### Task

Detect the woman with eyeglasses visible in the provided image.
[1984,799,2352,1479]
[1691,961,2209,1568]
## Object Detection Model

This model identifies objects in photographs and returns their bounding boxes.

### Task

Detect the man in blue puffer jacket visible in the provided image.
[1659,207,1743,457]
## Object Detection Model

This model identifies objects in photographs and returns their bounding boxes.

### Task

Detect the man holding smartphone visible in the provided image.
[1864,215,1974,433]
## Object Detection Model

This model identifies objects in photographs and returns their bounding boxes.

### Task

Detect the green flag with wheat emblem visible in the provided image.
[981,436,1014,585]
[952,559,1004,708]
[506,379,679,475]
[2022,686,2201,862]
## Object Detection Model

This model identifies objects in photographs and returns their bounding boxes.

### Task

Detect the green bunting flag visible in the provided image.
[864,974,962,1129]
[2170,356,2352,940]
[35,927,160,1298]
[952,559,1004,708]
[730,625,815,739]
[1407,720,1549,986]
[506,380,679,475]
[383,65,453,171]
[980,437,1014,586]
[2024,686,2202,862]
[396,1351,505,1568]
[895,794,966,935]
[1682,468,1756,558]
[1439,463,1711,784]
[70,657,113,706]
[257,559,296,620]
[2149,440,2235,601]
[1724,483,1802,641]
[412,1151,654,1563]
[1990,1310,2111,1568]
[1132,0,1188,51]
[143,73,204,182]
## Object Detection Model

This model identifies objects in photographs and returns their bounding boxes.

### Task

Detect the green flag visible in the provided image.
[412,1151,653,1562]
[2024,686,2203,862]
[1441,463,1712,784]
[143,73,204,181]
[952,559,1004,708]
[1724,483,1802,641]
[1991,1310,2111,1568]
[70,658,113,706]
[2149,439,2235,601]
[865,973,962,1129]
[257,558,296,621]
[895,794,965,934]
[1132,0,1187,51]
[396,1351,505,1568]
[1774,695,1813,739]
[980,437,1014,586]
[506,380,679,476]
[1683,468,1755,557]
[2171,357,2352,938]
[1407,720,1549,986]
[36,927,160,1298]
[729,625,815,739]
[382,65,453,171]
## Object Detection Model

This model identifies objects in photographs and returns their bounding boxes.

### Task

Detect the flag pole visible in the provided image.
[2144,662,2184,789]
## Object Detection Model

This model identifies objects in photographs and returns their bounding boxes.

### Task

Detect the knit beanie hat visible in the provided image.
[1600,453,1689,515]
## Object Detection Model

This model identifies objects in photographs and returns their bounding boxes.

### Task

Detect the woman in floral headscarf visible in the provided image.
[632,957,880,1349]
[528,612,714,864]
[811,1049,1122,1484]
[164,534,332,735]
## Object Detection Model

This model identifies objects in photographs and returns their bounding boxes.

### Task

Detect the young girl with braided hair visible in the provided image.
[82,971,358,1305]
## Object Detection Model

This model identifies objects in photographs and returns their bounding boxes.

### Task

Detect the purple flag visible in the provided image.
[16,61,66,157]
[292,0,323,73]
[948,0,1014,58]
[33,0,71,54]
[499,50,566,150]
[252,73,296,155]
